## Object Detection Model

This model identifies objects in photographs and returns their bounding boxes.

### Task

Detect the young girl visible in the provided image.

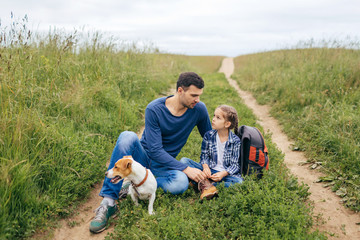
[180,105,243,200]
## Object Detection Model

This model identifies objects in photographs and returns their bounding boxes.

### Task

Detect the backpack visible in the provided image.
[237,125,269,179]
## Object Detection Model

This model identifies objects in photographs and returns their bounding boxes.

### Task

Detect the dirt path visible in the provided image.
[219,57,360,239]
[47,129,145,240]
[36,61,360,239]
[51,182,114,240]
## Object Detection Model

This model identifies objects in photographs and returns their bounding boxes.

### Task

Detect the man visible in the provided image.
[90,72,212,233]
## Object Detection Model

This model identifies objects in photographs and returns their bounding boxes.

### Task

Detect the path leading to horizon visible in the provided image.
[36,59,360,240]
[219,57,360,239]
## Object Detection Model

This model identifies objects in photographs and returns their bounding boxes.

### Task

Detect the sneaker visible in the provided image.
[199,179,218,200]
[89,200,117,233]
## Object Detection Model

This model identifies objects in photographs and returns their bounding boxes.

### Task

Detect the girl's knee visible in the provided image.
[159,171,189,195]
[179,157,190,165]
[175,172,190,193]
[180,158,202,170]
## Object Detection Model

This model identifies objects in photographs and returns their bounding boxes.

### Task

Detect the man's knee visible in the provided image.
[117,131,138,144]
[114,131,139,151]
[159,171,189,195]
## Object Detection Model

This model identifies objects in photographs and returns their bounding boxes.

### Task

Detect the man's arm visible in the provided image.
[184,130,211,182]
[184,102,212,181]
[196,102,212,137]
[144,107,187,171]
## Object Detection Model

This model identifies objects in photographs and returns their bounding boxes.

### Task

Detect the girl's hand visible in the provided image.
[202,164,211,178]
[210,171,229,182]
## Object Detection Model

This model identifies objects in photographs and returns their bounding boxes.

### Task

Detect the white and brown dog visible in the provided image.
[105,155,157,215]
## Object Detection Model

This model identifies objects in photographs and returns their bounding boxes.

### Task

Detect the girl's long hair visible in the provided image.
[218,105,239,135]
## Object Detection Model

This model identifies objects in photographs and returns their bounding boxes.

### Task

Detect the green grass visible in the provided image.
[232,46,360,211]
[108,73,326,240]
[166,55,225,74]
[1,17,328,239]
[0,18,223,239]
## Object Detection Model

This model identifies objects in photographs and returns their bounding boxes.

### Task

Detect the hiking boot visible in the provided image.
[199,179,218,200]
[189,181,200,193]
[89,200,117,233]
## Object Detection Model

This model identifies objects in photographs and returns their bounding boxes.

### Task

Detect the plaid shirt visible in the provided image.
[200,129,242,177]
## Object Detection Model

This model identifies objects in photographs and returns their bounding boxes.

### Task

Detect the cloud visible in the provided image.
[1,0,359,56]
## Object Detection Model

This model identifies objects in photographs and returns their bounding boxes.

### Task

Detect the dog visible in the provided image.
[105,155,157,215]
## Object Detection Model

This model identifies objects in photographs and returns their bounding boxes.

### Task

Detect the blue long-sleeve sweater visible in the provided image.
[140,96,211,172]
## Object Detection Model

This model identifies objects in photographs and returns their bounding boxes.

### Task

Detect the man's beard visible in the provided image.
[182,102,195,109]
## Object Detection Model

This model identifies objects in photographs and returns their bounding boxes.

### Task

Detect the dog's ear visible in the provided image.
[126,160,132,169]
[121,158,132,170]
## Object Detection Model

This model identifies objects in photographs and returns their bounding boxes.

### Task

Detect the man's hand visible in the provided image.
[183,167,207,182]
[202,164,211,178]
[209,171,229,182]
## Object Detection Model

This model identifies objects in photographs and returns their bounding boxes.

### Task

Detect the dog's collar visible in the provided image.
[132,168,149,188]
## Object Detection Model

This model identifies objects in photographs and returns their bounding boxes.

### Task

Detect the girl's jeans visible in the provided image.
[99,131,189,200]
[180,157,243,188]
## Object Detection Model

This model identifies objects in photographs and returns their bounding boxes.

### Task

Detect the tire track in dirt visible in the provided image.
[219,57,360,239]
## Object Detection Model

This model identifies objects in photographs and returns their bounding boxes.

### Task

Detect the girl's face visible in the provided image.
[212,108,230,131]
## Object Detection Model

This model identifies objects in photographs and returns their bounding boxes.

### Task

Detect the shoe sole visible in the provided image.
[200,190,219,200]
[90,226,106,234]
[89,212,118,234]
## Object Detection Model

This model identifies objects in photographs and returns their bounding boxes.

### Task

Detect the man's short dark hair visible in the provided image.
[176,72,204,91]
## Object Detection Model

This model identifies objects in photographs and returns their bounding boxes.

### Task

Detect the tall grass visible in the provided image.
[166,55,225,73]
[109,73,326,239]
[233,44,360,211]
[0,16,222,239]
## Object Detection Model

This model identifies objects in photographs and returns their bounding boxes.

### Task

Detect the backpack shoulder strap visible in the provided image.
[238,125,252,175]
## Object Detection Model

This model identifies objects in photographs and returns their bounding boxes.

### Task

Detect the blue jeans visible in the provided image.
[99,131,189,199]
[179,157,243,188]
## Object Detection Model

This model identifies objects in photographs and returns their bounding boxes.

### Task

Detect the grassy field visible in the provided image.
[1,18,328,239]
[232,47,360,211]
[109,73,325,239]
[0,20,223,239]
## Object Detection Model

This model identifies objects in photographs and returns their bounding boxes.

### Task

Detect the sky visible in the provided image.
[1,0,359,57]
